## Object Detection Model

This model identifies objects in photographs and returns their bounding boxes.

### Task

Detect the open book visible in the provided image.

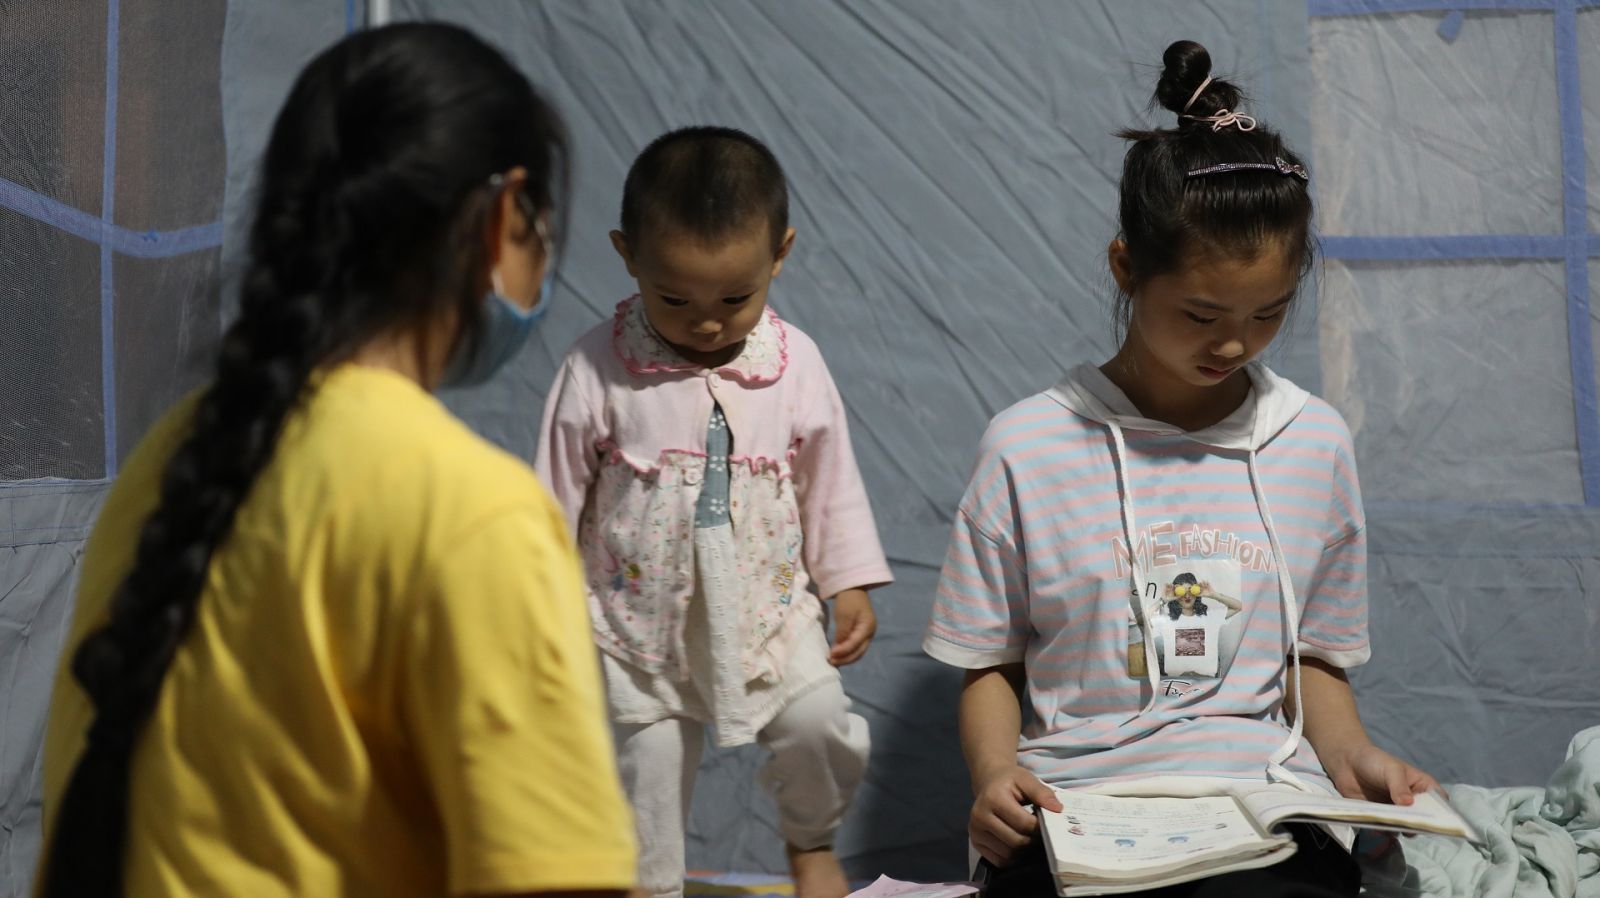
[1035,787,1479,896]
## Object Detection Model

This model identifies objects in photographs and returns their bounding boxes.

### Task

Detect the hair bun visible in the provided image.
[1155,40,1240,121]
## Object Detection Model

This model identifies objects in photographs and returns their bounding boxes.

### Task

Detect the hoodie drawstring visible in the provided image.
[1108,420,1164,719]
[1248,449,1316,793]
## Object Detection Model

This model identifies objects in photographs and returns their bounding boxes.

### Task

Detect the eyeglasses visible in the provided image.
[534,215,555,269]
[1172,584,1204,598]
[489,172,557,268]
[488,170,543,221]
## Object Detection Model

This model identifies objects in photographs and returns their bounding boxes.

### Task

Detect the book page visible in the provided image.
[1056,846,1297,896]
[843,875,980,898]
[1238,788,1478,841]
[1040,792,1282,877]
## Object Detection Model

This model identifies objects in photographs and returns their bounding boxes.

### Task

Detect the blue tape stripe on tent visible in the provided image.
[1309,0,1600,13]
[0,178,224,258]
[101,0,120,477]
[1554,0,1600,504]
[1309,0,1543,14]
[1437,9,1468,40]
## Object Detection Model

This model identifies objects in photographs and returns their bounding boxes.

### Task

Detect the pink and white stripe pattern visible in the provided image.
[925,391,1369,790]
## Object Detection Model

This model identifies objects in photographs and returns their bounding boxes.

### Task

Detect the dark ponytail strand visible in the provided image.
[41,23,567,896]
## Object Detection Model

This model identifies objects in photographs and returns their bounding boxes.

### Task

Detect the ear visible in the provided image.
[1107,238,1135,297]
[485,167,534,270]
[484,197,507,273]
[769,226,798,279]
[609,229,640,278]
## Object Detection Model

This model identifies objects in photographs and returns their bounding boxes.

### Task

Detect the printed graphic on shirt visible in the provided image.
[1126,556,1246,682]
[1113,521,1278,579]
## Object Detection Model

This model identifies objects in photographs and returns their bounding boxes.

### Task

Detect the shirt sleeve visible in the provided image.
[1296,424,1371,668]
[1297,526,1371,667]
[401,501,636,895]
[923,440,1031,668]
[790,352,892,598]
[534,354,602,538]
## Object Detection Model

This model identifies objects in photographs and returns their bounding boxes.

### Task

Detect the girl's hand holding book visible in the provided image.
[969,764,1063,866]
[1323,741,1442,806]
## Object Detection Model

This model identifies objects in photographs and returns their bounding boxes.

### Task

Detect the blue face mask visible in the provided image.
[438,232,557,389]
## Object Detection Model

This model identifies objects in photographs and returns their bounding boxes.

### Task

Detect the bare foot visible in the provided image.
[787,844,850,898]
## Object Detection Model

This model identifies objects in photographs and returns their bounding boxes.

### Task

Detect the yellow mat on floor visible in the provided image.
[685,872,795,897]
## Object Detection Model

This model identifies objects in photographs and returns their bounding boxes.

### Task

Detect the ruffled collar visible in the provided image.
[611,295,788,384]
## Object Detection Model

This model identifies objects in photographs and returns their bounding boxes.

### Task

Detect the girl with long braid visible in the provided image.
[35,24,636,898]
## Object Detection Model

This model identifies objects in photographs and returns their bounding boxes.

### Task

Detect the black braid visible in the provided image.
[41,22,567,896]
[43,160,366,898]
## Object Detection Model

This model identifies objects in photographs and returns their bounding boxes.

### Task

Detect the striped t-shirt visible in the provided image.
[925,371,1369,791]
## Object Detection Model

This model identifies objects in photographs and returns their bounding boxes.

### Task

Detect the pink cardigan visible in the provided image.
[536,297,892,680]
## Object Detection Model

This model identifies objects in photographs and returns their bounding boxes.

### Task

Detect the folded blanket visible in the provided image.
[1362,726,1600,898]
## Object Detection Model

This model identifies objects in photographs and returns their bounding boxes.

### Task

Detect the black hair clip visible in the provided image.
[1185,156,1309,182]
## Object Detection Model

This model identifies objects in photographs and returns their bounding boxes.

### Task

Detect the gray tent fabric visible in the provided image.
[0,486,104,898]
[1,0,226,894]
[2,2,1597,893]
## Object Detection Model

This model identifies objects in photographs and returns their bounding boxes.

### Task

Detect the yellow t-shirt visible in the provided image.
[37,365,636,896]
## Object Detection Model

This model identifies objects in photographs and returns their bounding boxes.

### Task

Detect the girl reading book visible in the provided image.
[924,40,1440,897]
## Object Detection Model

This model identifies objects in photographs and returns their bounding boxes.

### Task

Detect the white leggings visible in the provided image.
[614,680,870,898]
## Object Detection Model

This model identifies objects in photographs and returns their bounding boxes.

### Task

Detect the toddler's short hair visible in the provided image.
[621,126,789,255]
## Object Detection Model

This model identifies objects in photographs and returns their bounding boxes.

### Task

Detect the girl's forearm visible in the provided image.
[960,665,1026,788]
[1286,657,1372,765]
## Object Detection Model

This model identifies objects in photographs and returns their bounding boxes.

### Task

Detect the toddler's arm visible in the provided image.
[789,352,891,600]
[534,355,603,537]
[827,587,875,666]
